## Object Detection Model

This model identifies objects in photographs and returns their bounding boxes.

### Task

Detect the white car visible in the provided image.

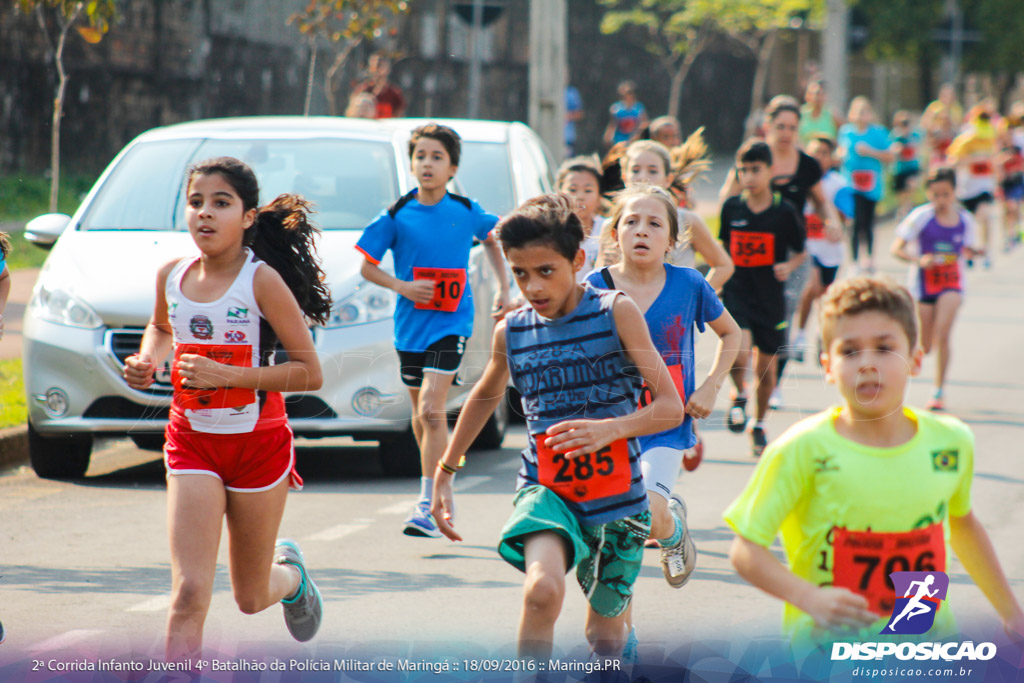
[22,116,555,478]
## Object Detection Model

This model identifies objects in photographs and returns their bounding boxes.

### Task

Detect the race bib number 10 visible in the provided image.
[832,523,946,616]
[413,267,467,312]
[535,435,631,503]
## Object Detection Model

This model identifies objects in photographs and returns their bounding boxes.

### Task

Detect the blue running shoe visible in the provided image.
[403,499,441,538]
[275,539,323,642]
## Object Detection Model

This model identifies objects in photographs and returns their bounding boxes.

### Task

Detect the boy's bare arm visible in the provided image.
[432,321,511,541]
[730,536,877,631]
[360,258,433,304]
[545,296,684,458]
[950,511,1024,635]
[482,234,511,315]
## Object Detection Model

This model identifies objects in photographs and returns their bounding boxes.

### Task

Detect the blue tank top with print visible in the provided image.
[504,283,648,526]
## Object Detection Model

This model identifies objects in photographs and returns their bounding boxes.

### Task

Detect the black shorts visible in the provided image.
[723,295,787,355]
[811,255,840,287]
[892,169,920,193]
[961,192,994,214]
[397,335,466,388]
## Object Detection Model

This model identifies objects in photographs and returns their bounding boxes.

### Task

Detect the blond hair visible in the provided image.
[604,185,681,253]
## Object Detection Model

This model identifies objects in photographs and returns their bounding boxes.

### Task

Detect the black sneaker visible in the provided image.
[275,539,323,642]
[0,618,5,644]
[750,425,768,457]
[727,396,748,433]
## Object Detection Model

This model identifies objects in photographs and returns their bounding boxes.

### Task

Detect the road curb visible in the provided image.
[0,425,28,470]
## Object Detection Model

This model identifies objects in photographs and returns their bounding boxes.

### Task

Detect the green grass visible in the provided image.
[3,230,50,270]
[0,358,26,430]
[0,173,95,222]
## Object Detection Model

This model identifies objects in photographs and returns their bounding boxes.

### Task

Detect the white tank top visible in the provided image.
[166,249,285,434]
[665,207,696,268]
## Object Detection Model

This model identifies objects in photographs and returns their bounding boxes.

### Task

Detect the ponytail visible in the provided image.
[0,231,10,258]
[246,194,332,326]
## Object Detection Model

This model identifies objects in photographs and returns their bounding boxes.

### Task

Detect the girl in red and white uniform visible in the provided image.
[124,157,332,661]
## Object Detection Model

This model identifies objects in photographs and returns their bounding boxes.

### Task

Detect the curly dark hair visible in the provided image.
[496,193,584,261]
[186,157,332,325]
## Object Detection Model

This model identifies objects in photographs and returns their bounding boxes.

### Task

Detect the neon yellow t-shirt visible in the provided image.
[723,406,974,643]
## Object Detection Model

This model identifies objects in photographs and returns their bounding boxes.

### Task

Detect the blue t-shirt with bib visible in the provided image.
[0,251,6,275]
[356,189,498,352]
[839,123,892,202]
[586,264,724,451]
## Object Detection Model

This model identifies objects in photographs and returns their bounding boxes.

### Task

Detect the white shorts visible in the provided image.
[640,446,685,501]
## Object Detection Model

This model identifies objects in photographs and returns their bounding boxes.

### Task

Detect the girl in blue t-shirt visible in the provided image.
[0,231,10,343]
[839,97,896,272]
[586,185,740,596]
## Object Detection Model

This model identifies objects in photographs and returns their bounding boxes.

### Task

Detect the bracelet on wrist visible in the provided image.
[437,455,467,476]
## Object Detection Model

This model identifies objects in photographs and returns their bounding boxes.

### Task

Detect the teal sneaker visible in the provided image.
[275,539,323,642]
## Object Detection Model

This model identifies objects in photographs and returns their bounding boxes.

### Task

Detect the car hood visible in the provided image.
[40,229,374,328]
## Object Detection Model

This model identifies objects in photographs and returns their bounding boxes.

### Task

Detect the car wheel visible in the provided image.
[506,385,525,423]
[378,428,421,477]
[28,421,92,479]
[130,433,166,452]
[470,389,510,451]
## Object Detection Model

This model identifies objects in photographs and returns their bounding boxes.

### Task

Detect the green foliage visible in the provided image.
[853,0,944,62]
[0,359,26,431]
[600,0,820,58]
[960,0,1024,77]
[14,0,118,34]
[289,0,409,46]
[0,174,95,222]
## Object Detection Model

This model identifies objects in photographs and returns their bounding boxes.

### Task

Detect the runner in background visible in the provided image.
[997,104,1024,251]
[798,81,842,147]
[891,110,923,221]
[891,168,982,411]
[603,81,649,148]
[946,105,999,268]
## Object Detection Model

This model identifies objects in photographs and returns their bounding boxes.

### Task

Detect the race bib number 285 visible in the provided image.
[535,435,631,503]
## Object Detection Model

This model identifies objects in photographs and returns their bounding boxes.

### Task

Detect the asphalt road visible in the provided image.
[1,226,1023,681]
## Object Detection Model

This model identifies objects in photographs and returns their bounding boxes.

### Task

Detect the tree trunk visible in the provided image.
[665,28,709,121]
[304,40,317,116]
[745,29,778,139]
[324,39,360,117]
[49,10,79,213]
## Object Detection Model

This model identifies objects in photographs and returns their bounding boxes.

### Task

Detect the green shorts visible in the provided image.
[498,485,651,618]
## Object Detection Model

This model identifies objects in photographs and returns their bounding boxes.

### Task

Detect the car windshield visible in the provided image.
[78,137,399,231]
[457,141,515,215]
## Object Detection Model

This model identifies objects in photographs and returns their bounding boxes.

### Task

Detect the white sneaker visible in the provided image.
[769,386,782,410]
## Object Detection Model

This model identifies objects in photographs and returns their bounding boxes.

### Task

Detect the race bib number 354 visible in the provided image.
[730,231,775,268]
[535,435,631,503]
[832,523,946,616]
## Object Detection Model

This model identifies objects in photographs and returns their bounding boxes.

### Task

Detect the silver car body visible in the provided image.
[23,116,554,474]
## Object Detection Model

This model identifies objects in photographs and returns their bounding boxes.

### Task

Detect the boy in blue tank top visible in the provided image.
[357,123,510,538]
[431,194,684,664]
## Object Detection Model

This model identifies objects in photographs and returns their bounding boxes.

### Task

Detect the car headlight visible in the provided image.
[30,283,103,329]
[322,282,395,329]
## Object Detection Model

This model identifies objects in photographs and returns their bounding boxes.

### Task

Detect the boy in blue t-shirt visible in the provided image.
[0,231,11,342]
[356,123,510,538]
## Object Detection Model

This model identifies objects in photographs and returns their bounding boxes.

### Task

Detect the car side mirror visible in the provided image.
[24,213,72,249]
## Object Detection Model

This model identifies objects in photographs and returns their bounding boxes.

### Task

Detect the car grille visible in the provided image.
[105,328,174,393]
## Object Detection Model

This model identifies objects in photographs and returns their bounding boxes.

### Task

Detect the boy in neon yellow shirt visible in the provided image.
[724,276,1024,644]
